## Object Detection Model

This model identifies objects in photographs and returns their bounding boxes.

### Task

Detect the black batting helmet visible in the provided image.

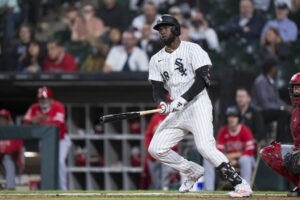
[225,106,241,120]
[153,14,181,36]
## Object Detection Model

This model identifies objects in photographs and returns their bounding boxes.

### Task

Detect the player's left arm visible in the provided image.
[171,44,212,111]
[182,65,211,101]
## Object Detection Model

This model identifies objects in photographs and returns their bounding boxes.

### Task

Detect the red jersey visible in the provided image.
[291,107,300,149]
[23,100,67,139]
[0,140,23,168]
[44,52,78,72]
[145,113,177,161]
[216,124,255,156]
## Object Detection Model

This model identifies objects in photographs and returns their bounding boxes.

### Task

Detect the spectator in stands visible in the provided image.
[131,1,161,40]
[72,2,107,45]
[261,1,298,42]
[23,87,71,190]
[7,24,34,71]
[235,87,265,142]
[61,6,79,41]
[0,0,21,49]
[17,41,45,73]
[104,31,149,72]
[260,27,290,65]
[44,39,78,72]
[189,10,220,52]
[203,106,256,190]
[139,24,163,59]
[109,28,121,46]
[251,57,293,142]
[225,0,264,43]
[289,0,300,37]
[82,35,110,72]
[96,0,128,32]
[0,109,23,190]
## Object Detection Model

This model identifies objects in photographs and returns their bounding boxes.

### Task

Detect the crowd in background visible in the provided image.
[0,0,298,76]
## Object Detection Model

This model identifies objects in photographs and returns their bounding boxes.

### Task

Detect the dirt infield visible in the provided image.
[0,193,298,199]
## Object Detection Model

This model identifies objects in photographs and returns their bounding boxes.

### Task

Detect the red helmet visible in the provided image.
[289,72,300,105]
[37,87,52,99]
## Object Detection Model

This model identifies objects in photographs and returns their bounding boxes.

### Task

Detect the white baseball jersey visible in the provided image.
[148,41,212,100]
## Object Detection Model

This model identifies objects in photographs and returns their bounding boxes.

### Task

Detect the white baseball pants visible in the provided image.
[148,90,229,177]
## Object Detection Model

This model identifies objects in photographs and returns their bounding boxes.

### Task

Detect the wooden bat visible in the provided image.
[99,108,162,123]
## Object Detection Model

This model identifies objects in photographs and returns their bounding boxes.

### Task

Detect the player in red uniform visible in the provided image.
[0,109,23,190]
[260,72,300,197]
[204,106,256,190]
[23,87,71,190]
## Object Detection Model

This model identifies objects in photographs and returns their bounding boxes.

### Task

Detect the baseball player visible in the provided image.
[148,15,252,197]
[23,87,71,190]
[0,109,23,190]
[260,72,300,197]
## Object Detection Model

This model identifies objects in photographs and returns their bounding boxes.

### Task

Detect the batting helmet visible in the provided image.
[153,14,181,36]
[225,106,241,119]
[289,72,300,105]
[37,86,53,99]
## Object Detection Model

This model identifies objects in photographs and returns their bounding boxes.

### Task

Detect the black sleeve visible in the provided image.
[151,80,168,104]
[182,65,210,102]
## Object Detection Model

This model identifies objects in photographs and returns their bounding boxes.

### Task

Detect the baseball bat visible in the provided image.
[99,108,162,123]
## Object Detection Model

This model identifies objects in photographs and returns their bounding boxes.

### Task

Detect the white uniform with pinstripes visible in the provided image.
[148,41,229,177]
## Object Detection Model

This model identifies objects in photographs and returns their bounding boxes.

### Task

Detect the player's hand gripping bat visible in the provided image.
[99,108,162,123]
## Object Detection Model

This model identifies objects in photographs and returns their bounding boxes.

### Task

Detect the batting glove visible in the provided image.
[170,97,187,112]
[158,101,171,114]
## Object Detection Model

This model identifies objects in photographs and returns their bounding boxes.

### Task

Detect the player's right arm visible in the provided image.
[148,56,169,114]
[23,105,39,124]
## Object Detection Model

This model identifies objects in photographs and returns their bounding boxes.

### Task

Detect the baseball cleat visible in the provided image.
[228,179,253,198]
[179,164,204,193]
[179,176,202,193]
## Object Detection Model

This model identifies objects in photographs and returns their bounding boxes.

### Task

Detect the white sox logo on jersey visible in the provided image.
[175,58,187,76]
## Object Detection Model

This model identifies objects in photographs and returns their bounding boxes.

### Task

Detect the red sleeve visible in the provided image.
[216,127,226,152]
[23,105,34,124]
[64,54,78,72]
[241,125,255,156]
